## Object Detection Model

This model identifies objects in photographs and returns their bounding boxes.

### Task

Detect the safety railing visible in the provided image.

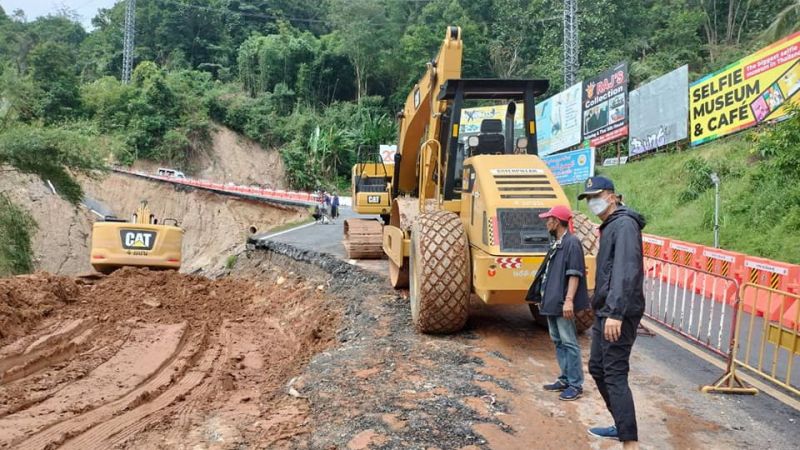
[644,256,740,357]
[112,168,320,207]
[704,283,800,396]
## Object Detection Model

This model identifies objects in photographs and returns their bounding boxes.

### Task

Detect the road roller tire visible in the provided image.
[343,219,384,259]
[409,210,470,334]
[573,212,599,256]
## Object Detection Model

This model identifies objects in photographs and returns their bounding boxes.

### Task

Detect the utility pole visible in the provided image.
[563,0,579,87]
[122,0,136,84]
[710,172,720,248]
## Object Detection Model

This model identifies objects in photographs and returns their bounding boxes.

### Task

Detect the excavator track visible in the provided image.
[343,219,384,259]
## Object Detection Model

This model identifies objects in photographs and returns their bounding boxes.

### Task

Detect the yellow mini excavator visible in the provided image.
[377,26,598,334]
[90,201,184,273]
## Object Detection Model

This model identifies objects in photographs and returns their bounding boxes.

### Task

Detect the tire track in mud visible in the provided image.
[157,323,235,446]
[0,319,93,376]
[61,330,219,449]
[0,326,133,421]
[8,323,193,450]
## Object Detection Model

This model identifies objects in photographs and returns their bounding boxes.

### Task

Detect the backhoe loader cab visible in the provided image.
[380,26,599,335]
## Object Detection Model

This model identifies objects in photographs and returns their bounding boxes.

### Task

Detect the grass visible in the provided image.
[563,134,800,264]
[0,194,36,276]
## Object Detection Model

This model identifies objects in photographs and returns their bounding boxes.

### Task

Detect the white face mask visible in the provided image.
[588,197,609,216]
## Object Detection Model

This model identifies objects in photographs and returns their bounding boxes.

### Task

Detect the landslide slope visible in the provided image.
[0,171,93,275]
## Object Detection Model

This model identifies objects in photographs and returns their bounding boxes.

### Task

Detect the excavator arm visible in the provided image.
[392,26,463,198]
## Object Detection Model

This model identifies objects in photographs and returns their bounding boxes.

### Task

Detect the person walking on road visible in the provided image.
[526,205,590,401]
[578,176,646,449]
[331,192,340,220]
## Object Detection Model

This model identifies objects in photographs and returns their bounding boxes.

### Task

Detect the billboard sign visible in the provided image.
[690,31,800,146]
[542,145,595,186]
[582,61,629,146]
[629,65,689,156]
[535,82,583,156]
[460,105,524,137]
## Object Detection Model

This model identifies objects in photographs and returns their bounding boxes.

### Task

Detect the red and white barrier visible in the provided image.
[112,168,320,207]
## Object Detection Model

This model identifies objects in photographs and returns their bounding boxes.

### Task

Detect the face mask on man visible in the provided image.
[588,197,609,216]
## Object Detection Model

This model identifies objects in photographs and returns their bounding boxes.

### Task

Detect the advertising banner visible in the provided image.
[460,105,524,137]
[690,31,800,146]
[542,146,595,186]
[582,62,629,146]
[629,65,689,156]
[535,82,583,156]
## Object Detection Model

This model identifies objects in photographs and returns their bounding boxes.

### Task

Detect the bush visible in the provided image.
[0,193,36,276]
[0,123,108,203]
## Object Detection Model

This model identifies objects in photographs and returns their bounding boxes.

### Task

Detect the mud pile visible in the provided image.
[0,267,340,449]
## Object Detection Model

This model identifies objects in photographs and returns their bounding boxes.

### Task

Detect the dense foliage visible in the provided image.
[0,193,36,276]
[1,0,795,190]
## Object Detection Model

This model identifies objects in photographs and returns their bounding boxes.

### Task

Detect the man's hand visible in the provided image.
[562,299,574,320]
[604,318,622,342]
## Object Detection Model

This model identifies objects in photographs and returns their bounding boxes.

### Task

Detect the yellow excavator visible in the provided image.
[90,201,184,273]
[376,26,598,333]
[342,145,394,259]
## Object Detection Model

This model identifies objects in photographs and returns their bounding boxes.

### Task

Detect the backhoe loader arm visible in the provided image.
[392,26,462,198]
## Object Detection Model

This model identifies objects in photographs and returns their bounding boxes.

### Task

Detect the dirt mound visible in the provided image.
[0,171,93,275]
[0,275,78,341]
[132,124,288,188]
[81,172,307,272]
[0,266,340,449]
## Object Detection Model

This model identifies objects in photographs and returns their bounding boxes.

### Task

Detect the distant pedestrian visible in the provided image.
[331,192,340,219]
[578,176,646,449]
[526,205,589,401]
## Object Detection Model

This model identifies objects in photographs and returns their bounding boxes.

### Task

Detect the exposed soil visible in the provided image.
[81,172,307,272]
[0,265,340,449]
[132,124,288,188]
[0,171,94,275]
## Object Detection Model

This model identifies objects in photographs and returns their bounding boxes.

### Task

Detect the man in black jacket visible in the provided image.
[578,176,646,449]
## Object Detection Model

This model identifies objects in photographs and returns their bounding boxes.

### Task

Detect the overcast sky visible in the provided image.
[1,0,120,29]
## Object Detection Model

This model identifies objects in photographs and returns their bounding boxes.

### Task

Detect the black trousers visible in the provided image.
[588,314,641,442]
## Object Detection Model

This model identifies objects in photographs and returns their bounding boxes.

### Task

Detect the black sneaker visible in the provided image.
[559,386,583,401]
[542,380,568,392]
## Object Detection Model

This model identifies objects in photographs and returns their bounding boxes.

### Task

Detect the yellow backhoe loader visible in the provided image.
[90,201,184,273]
[379,26,598,333]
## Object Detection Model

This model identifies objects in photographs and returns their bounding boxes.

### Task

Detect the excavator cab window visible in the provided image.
[354,145,390,194]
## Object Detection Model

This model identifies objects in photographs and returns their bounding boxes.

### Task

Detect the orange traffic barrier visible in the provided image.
[664,240,703,289]
[740,257,800,322]
[698,248,745,305]
[643,235,669,279]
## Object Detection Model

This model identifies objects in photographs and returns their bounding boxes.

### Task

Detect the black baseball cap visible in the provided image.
[578,176,615,200]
